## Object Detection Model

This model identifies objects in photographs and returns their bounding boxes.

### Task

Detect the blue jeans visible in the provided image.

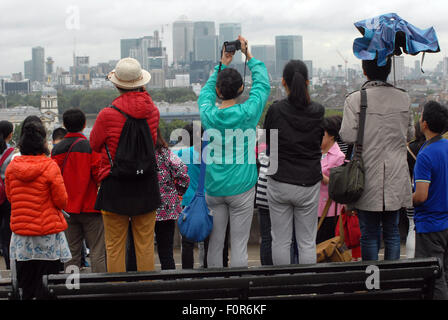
[357,210,401,261]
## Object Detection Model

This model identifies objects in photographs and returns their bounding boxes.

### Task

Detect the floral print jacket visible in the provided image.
[156,147,189,221]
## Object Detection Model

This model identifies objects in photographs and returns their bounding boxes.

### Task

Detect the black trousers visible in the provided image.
[155,220,176,270]
[0,200,11,270]
[16,260,61,300]
[182,226,230,269]
[415,229,448,300]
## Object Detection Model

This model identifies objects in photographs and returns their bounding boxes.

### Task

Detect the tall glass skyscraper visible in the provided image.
[173,17,194,65]
[275,35,303,78]
[31,46,45,82]
[251,45,276,76]
[193,21,218,62]
[120,38,141,59]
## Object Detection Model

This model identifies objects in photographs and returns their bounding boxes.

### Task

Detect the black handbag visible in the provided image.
[328,88,367,204]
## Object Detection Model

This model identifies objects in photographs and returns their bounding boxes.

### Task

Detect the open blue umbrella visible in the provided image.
[353,13,440,68]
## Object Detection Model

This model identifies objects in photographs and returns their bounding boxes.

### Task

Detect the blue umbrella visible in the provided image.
[353,13,440,67]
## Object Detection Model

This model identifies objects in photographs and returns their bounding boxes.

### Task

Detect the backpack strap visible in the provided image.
[61,138,83,174]
[109,105,130,119]
[0,147,14,169]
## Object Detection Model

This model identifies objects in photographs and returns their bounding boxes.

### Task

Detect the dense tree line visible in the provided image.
[5,87,198,114]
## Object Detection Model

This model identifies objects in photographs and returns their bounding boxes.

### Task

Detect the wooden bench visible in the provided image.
[39,258,441,300]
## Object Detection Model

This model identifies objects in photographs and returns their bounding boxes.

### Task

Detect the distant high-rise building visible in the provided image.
[443,57,448,79]
[219,23,242,63]
[121,38,141,59]
[304,60,313,80]
[275,35,303,78]
[71,56,90,87]
[46,57,54,75]
[31,46,45,82]
[251,45,276,76]
[391,56,405,81]
[193,21,218,62]
[414,60,422,78]
[173,17,194,65]
[24,60,32,80]
[121,31,167,73]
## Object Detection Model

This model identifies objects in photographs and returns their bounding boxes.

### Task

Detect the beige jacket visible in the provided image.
[339,81,414,212]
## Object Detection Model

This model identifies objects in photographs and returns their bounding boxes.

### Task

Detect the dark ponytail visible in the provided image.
[283,60,311,107]
[0,121,13,154]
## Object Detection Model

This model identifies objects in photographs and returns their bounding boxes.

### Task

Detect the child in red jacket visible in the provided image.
[51,108,106,273]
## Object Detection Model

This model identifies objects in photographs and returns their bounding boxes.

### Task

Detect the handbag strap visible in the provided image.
[61,138,83,174]
[407,143,417,161]
[338,209,345,244]
[317,198,332,231]
[353,88,368,159]
[196,133,208,197]
[0,147,14,169]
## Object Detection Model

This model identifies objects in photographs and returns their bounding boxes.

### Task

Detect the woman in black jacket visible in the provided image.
[264,60,325,265]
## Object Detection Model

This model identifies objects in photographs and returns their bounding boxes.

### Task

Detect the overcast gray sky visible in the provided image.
[0,0,446,75]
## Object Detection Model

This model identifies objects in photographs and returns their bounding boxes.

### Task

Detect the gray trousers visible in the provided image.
[206,187,255,268]
[267,177,320,265]
[415,229,448,300]
[64,213,107,273]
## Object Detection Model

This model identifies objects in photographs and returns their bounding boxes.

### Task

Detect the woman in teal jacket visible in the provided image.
[198,35,270,268]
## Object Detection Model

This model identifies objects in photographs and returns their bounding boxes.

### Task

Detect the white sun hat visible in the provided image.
[107,57,151,89]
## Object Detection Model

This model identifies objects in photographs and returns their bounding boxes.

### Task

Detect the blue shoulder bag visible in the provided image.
[177,140,213,242]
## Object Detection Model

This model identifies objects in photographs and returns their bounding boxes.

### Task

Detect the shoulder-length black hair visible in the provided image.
[283,60,311,108]
[0,120,13,154]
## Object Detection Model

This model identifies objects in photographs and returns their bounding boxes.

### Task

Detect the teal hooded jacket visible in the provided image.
[198,58,270,197]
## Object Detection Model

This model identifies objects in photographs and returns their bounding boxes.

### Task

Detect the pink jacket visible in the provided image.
[318,142,346,217]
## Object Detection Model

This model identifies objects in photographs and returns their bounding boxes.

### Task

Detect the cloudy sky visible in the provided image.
[0,0,446,75]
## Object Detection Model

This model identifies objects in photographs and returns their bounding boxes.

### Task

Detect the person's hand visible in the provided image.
[238,35,253,60]
[221,48,234,66]
[322,174,330,185]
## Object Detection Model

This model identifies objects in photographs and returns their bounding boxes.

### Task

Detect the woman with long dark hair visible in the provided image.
[264,60,325,265]
[0,121,14,269]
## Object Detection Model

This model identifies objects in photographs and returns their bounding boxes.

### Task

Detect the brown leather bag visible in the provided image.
[316,199,352,263]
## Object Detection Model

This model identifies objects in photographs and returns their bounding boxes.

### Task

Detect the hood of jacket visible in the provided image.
[111,91,156,119]
[9,155,52,182]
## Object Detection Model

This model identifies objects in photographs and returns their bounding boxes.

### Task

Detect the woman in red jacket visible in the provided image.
[6,121,70,300]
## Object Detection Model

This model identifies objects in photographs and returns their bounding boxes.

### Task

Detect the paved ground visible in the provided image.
[0,243,408,277]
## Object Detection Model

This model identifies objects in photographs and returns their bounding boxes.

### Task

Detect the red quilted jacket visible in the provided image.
[90,91,160,182]
[5,155,68,236]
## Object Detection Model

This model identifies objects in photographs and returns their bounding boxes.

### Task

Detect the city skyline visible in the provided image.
[0,0,447,76]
